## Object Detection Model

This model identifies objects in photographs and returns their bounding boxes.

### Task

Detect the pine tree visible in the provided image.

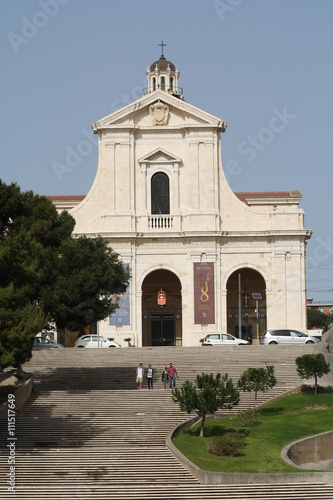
[172,373,240,437]
[295,353,331,394]
[0,180,129,370]
[237,366,277,407]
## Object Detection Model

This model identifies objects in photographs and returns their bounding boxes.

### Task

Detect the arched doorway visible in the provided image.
[142,270,182,346]
[226,268,266,344]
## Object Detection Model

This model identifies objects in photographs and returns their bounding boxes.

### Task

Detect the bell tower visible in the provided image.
[145,41,183,99]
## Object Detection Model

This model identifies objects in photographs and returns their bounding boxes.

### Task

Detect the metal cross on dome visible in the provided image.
[158,40,167,58]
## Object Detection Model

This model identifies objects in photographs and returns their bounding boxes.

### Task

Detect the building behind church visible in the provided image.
[49,46,312,347]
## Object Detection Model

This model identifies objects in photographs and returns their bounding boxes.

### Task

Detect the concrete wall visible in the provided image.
[283,431,333,466]
[0,376,34,418]
[167,416,333,484]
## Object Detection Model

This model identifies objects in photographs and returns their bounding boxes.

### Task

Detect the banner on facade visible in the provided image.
[109,264,130,326]
[194,262,215,324]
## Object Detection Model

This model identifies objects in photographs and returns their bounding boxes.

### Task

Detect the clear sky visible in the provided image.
[1,0,332,302]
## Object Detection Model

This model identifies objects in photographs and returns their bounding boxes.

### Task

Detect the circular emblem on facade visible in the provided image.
[149,100,169,125]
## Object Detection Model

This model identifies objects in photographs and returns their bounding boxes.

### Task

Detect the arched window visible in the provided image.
[170,77,174,91]
[151,172,170,214]
[152,77,156,91]
[161,76,165,91]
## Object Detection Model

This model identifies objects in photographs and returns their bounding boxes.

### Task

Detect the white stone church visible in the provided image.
[50,46,311,347]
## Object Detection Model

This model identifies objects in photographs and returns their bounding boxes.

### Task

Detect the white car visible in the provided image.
[74,335,121,348]
[202,333,249,346]
[260,329,320,345]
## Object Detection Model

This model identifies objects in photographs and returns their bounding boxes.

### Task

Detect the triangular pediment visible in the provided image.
[138,148,182,164]
[92,91,227,132]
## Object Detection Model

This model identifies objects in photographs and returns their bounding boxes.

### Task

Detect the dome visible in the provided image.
[150,56,176,72]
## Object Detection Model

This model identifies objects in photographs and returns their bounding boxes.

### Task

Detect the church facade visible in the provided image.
[51,48,311,347]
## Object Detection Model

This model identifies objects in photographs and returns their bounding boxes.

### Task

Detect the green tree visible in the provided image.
[172,373,240,438]
[295,353,331,394]
[43,236,129,331]
[328,311,333,327]
[1,181,74,370]
[307,308,328,329]
[0,299,46,376]
[237,366,277,407]
[0,180,129,369]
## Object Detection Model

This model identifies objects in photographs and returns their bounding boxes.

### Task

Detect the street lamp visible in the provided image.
[252,292,262,345]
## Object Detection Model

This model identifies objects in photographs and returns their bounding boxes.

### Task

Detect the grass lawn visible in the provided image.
[172,390,333,473]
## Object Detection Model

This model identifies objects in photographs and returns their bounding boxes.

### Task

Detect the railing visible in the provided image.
[143,86,183,96]
[308,301,333,306]
[148,216,173,229]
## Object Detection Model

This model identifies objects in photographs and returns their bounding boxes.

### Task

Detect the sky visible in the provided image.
[0,0,332,302]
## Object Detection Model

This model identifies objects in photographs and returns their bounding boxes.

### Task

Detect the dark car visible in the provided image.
[33,337,64,349]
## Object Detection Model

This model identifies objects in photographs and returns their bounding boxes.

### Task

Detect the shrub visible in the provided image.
[207,433,245,457]
[238,408,257,427]
[301,384,333,394]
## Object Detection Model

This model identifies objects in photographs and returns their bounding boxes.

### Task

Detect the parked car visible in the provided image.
[260,329,320,345]
[202,333,249,346]
[74,335,121,348]
[33,337,64,349]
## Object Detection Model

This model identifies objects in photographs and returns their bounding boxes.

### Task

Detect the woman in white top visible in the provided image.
[136,363,144,390]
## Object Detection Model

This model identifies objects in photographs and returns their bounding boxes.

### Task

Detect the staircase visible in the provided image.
[1,345,332,499]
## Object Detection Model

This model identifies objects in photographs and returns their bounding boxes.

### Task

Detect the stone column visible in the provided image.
[173,162,180,214]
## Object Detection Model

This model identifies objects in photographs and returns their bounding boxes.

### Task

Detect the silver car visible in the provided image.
[202,333,249,346]
[260,329,320,345]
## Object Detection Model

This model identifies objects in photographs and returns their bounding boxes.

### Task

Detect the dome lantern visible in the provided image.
[144,41,183,99]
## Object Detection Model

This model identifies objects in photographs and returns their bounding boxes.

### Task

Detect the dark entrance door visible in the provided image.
[143,308,182,346]
[151,313,174,346]
[142,269,182,346]
[226,268,267,342]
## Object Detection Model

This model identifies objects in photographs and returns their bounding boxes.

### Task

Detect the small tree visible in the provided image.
[295,353,331,394]
[237,366,277,407]
[172,372,240,438]
[307,308,328,330]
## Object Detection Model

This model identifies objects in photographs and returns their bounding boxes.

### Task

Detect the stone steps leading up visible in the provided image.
[1,345,331,500]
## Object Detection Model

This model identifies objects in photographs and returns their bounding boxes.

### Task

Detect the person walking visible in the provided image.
[136,362,144,390]
[146,363,154,390]
[167,362,178,389]
[161,366,168,389]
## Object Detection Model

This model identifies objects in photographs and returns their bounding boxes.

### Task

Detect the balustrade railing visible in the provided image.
[148,216,173,229]
[143,86,183,96]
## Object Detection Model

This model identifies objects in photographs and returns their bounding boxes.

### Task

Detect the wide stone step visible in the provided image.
[1,483,333,500]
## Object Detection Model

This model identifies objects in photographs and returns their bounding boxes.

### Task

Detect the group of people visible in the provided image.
[136,362,178,390]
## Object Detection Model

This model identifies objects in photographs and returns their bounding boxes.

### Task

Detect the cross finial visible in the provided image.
[158,40,167,59]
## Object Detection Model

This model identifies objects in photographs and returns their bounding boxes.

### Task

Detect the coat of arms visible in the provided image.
[149,100,169,125]
[157,289,166,306]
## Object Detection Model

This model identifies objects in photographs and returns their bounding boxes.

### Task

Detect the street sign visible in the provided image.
[252,292,262,300]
